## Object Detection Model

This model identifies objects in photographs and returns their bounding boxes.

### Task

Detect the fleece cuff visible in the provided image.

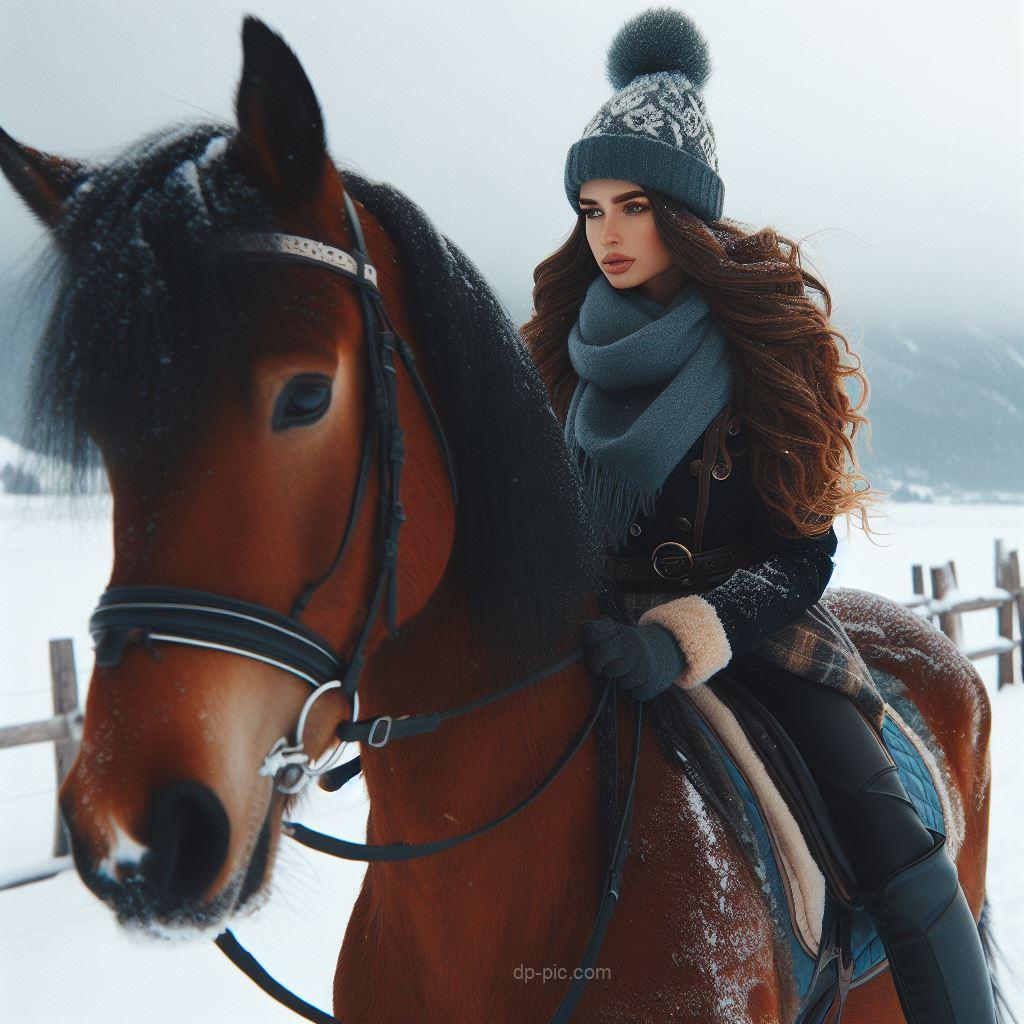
[637,594,732,690]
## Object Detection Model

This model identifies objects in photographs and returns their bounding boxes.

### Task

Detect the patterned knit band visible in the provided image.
[564,8,725,223]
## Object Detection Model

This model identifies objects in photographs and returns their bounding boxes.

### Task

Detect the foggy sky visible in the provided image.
[1,0,1021,329]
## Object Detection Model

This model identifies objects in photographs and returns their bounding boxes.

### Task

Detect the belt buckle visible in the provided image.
[651,541,694,580]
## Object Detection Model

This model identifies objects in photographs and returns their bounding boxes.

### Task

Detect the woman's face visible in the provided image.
[578,179,678,292]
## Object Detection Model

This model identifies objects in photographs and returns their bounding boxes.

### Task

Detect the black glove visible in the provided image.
[581,615,687,701]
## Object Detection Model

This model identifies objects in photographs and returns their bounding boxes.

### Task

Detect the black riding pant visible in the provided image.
[728,652,936,890]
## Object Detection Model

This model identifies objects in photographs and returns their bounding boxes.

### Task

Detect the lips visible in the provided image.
[603,257,634,275]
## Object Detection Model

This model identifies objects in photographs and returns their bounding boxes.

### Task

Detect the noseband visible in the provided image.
[85,190,642,1024]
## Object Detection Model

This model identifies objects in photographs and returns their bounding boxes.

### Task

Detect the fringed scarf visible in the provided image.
[564,273,734,552]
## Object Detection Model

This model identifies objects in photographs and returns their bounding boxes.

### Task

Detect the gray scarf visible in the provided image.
[564,273,734,551]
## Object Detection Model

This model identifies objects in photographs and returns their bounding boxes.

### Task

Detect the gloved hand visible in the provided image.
[581,615,688,701]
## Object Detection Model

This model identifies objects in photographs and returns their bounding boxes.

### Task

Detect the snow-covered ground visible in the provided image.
[1,494,1022,1022]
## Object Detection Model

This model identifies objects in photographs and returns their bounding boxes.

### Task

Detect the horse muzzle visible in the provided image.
[61,779,262,934]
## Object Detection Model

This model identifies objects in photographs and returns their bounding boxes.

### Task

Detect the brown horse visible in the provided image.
[0,17,1005,1023]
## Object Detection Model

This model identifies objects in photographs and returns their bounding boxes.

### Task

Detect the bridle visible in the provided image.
[90,190,459,793]
[85,190,642,1024]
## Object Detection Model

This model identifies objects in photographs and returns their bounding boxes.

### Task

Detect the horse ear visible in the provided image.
[0,126,83,228]
[235,17,328,199]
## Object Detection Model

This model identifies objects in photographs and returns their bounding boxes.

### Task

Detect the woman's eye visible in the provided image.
[272,374,333,431]
[582,204,647,218]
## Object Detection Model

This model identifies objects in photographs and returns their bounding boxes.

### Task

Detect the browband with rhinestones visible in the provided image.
[215,232,378,288]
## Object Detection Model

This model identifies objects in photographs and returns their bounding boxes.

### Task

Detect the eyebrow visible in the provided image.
[577,190,647,207]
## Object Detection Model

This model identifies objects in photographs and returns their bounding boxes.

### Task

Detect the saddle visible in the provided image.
[682,669,952,1023]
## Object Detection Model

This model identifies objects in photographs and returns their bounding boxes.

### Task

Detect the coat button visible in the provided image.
[727,421,740,436]
[712,462,730,480]
[629,523,642,537]
[674,515,692,532]
[688,458,703,476]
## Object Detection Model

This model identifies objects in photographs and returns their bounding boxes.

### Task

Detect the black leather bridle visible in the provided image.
[86,191,642,1024]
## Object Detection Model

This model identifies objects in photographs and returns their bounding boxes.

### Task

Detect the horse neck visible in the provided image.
[350,573,606,1012]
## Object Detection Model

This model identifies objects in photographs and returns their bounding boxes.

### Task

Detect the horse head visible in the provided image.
[1,17,460,935]
[0,17,597,941]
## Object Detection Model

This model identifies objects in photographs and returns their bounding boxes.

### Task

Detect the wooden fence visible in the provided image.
[906,539,1023,688]
[0,639,81,891]
[0,538,1020,892]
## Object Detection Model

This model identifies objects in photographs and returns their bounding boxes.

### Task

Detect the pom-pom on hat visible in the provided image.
[564,7,724,222]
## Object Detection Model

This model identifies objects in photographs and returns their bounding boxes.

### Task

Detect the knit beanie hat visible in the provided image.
[564,7,724,222]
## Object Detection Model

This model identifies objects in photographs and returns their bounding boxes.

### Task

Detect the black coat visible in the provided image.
[605,399,840,662]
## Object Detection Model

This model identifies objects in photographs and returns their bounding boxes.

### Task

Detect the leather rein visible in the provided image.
[86,191,642,1023]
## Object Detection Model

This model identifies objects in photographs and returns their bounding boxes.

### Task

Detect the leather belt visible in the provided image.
[602,538,754,592]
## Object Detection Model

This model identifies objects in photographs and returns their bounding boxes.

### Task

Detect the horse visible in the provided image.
[0,16,1005,1023]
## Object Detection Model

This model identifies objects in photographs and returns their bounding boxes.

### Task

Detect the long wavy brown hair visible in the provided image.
[520,190,886,542]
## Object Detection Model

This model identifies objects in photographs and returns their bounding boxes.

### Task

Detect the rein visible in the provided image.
[87,190,641,1023]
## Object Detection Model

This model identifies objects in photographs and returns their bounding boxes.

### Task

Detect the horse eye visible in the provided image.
[272,374,332,431]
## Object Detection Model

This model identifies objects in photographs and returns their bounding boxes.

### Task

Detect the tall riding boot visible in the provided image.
[861,829,997,1024]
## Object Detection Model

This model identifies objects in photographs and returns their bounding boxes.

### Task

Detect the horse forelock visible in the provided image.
[26,122,279,482]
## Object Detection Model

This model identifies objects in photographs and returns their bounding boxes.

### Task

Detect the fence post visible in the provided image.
[995,541,1014,687]
[48,639,80,858]
[1008,549,1024,686]
[911,564,924,597]
[931,562,963,647]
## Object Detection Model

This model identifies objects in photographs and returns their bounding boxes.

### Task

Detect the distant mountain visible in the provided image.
[2,274,1022,502]
[851,319,1024,503]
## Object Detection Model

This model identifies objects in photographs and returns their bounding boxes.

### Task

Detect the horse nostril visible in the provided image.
[146,781,230,907]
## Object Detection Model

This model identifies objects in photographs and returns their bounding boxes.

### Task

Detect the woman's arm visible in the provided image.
[637,506,838,690]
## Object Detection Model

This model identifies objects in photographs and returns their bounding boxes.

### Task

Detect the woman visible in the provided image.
[521,9,997,1022]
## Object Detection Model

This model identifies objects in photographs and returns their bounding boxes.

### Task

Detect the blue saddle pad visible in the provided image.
[690,685,945,1001]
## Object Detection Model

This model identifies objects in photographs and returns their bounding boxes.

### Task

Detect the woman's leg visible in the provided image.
[730,652,997,1024]
[729,652,933,886]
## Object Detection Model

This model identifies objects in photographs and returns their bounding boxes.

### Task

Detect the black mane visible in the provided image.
[27,123,281,479]
[25,122,605,665]
[341,168,604,665]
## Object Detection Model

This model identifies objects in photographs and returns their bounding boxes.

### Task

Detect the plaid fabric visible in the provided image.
[621,588,885,733]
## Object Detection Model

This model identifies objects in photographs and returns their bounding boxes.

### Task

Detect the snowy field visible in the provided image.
[1,493,1022,1023]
